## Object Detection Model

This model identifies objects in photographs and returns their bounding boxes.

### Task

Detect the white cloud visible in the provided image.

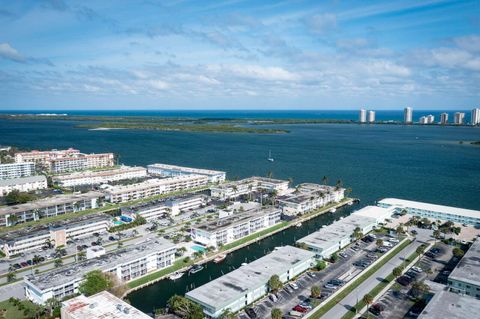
[216,64,299,81]
[305,13,337,34]
[453,35,480,53]
[0,43,25,62]
[148,80,170,90]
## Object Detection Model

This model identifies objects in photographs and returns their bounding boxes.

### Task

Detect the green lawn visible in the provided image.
[308,239,412,319]
[0,299,42,319]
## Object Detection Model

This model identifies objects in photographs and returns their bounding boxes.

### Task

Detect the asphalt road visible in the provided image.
[321,229,432,319]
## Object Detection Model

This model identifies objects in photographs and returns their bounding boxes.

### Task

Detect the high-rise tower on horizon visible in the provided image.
[359,109,367,123]
[454,112,465,125]
[367,110,375,123]
[404,107,413,124]
[440,113,448,124]
[472,108,480,125]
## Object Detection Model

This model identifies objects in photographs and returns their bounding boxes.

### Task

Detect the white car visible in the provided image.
[389,239,400,243]
[290,283,299,290]
[412,266,423,273]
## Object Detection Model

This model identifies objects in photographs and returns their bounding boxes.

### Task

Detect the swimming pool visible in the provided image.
[191,245,206,252]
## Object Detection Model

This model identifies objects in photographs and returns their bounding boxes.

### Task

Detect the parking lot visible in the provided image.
[237,232,399,319]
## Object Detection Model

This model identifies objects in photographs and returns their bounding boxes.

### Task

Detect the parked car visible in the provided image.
[12,263,21,270]
[246,308,257,319]
[293,306,308,313]
[290,282,299,290]
[411,266,423,273]
[369,304,385,316]
[324,283,338,289]
[289,310,303,317]
[269,294,278,302]
[397,275,412,286]
[20,262,28,267]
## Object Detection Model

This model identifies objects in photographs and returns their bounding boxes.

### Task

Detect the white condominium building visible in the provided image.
[210,176,289,200]
[0,162,35,180]
[52,166,147,187]
[0,213,112,257]
[0,191,104,227]
[0,175,48,196]
[61,291,151,319]
[14,148,115,173]
[427,114,435,124]
[419,116,428,124]
[104,175,209,203]
[148,163,226,183]
[454,112,465,125]
[472,108,480,125]
[191,207,282,247]
[24,239,176,304]
[448,239,480,298]
[359,109,367,123]
[277,183,345,216]
[440,112,449,124]
[404,107,413,123]
[368,110,375,123]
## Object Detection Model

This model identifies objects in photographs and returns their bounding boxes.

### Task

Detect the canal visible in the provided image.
[127,202,360,314]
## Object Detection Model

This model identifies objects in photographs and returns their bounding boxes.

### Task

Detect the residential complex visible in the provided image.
[15,148,115,173]
[0,213,112,257]
[418,289,480,319]
[0,162,35,180]
[52,166,147,187]
[104,175,209,203]
[472,108,480,125]
[0,175,48,196]
[186,246,315,318]
[61,291,151,319]
[148,163,226,183]
[25,238,176,304]
[377,198,480,226]
[454,112,465,125]
[210,176,289,200]
[448,239,480,298]
[0,191,104,227]
[277,183,344,217]
[404,107,413,123]
[296,206,394,259]
[191,207,282,247]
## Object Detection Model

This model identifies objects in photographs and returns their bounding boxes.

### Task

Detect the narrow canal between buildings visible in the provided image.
[127,203,360,314]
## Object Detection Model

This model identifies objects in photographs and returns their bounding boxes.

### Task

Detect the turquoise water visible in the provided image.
[191,245,206,252]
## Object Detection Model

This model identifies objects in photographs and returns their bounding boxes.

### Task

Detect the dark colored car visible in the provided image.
[108,236,116,241]
[397,275,412,286]
[13,263,21,270]
[246,308,257,319]
[91,241,98,246]
[293,306,308,313]
[369,304,385,316]
[20,262,29,267]
[26,260,33,266]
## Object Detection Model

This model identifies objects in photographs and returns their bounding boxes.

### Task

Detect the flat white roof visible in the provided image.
[0,175,46,187]
[61,291,151,319]
[52,166,145,181]
[449,239,480,287]
[418,289,480,319]
[378,198,480,219]
[148,163,225,176]
[105,175,207,195]
[352,205,395,221]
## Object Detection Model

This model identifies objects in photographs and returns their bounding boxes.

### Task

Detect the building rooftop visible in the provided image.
[194,207,280,232]
[52,166,145,181]
[26,238,175,291]
[449,239,480,287]
[186,246,315,310]
[61,291,151,319]
[211,176,288,190]
[297,214,377,249]
[105,175,207,195]
[418,289,480,319]
[0,213,112,244]
[352,206,395,221]
[0,175,46,187]
[0,191,104,216]
[148,163,225,176]
[378,198,480,219]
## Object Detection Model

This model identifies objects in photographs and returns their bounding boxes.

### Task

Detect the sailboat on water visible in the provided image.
[267,150,274,162]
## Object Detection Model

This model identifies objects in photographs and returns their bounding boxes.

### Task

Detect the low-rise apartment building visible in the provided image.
[186,246,315,318]
[25,238,176,304]
[448,239,480,299]
[191,207,282,247]
[0,162,35,180]
[277,183,345,216]
[148,163,226,183]
[61,291,151,319]
[210,176,289,200]
[0,175,48,196]
[0,191,104,227]
[378,198,480,227]
[104,175,209,203]
[0,213,112,257]
[52,166,147,187]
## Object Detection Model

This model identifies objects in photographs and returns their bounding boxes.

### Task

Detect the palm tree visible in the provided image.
[266,171,273,179]
[220,309,235,319]
[7,214,19,226]
[77,250,87,261]
[288,177,294,187]
[7,271,16,282]
[352,227,363,241]
[392,266,403,279]
[362,293,373,313]
[322,176,328,185]
[376,239,384,248]
[271,308,282,319]
[335,179,343,190]
[311,285,321,298]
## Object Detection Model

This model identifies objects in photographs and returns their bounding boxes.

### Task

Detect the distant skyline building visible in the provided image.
[359,109,367,123]
[454,112,465,125]
[427,114,435,124]
[404,107,413,123]
[472,108,480,125]
[440,112,448,124]
[367,110,375,123]
[419,116,427,124]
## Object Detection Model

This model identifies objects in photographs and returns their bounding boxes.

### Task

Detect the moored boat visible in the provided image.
[329,208,337,213]
[189,264,204,274]
[169,271,184,280]
[213,254,227,263]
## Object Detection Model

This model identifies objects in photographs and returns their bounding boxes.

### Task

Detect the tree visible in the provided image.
[335,179,343,190]
[311,285,321,298]
[392,266,403,278]
[5,190,35,205]
[396,225,405,234]
[416,245,426,255]
[352,227,363,240]
[78,270,112,296]
[322,176,328,185]
[77,250,87,261]
[362,293,373,312]
[315,260,326,271]
[220,309,235,319]
[433,229,441,239]
[268,275,283,293]
[54,258,63,267]
[271,308,282,319]
[7,271,16,282]
[453,247,465,258]
[45,298,60,317]
[168,295,204,319]
[330,252,339,263]
[410,281,430,298]
[6,214,19,226]
[376,239,384,247]
[297,242,308,250]
[266,171,273,179]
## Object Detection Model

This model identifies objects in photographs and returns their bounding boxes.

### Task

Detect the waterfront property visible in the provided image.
[417,288,480,319]
[14,148,115,173]
[191,207,282,247]
[52,166,147,187]
[378,198,480,226]
[0,191,104,227]
[24,238,176,304]
[0,175,48,196]
[296,206,394,259]
[186,245,315,318]
[147,163,226,183]
[0,213,112,257]
[448,239,480,298]
[210,176,289,200]
[104,175,209,203]
[0,162,35,180]
[61,291,152,319]
[277,183,344,216]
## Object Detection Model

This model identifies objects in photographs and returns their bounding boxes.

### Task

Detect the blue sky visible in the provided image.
[0,0,479,110]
